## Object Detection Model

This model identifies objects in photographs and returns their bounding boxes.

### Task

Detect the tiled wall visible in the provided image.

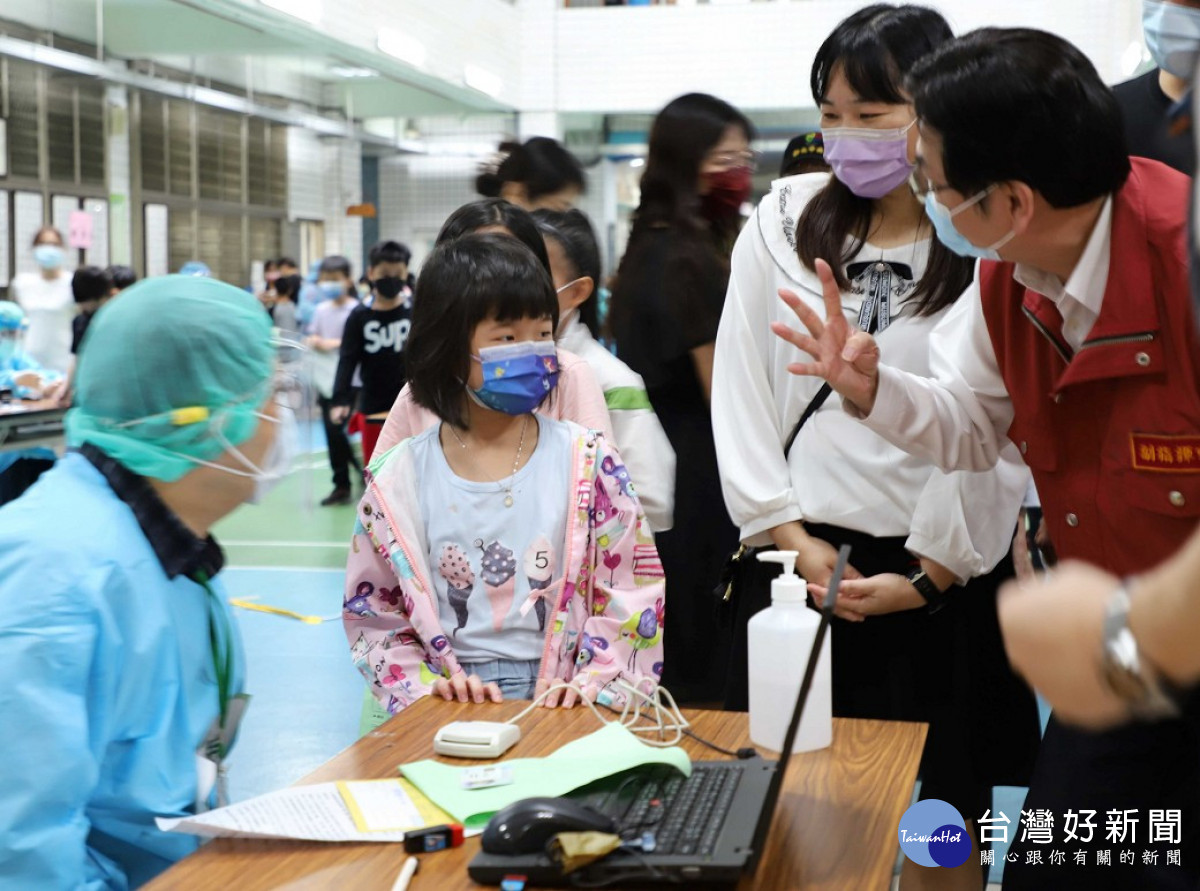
[287,129,363,268]
[322,137,364,267]
[288,128,326,222]
[376,154,479,273]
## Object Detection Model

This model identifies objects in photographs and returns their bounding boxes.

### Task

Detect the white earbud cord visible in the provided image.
[504,680,690,748]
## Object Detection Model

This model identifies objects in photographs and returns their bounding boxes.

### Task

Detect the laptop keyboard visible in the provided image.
[615,763,745,856]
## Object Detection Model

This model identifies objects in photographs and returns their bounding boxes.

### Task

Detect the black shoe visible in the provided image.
[320,487,352,507]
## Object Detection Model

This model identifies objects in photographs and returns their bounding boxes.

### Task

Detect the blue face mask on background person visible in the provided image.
[468,340,559,415]
[924,187,1015,261]
[1143,0,1200,79]
[33,244,64,270]
[822,120,917,199]
[317,281,344,301]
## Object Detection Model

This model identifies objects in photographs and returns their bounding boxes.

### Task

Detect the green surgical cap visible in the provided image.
[67,275,275,481]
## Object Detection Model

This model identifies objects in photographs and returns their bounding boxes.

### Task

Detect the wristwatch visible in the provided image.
[1100,582,1182,720]
[906,567,948,614]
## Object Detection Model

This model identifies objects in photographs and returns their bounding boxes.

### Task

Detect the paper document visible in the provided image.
[401,722,692,830]
[338,780,425,832]
[157,779,455,842]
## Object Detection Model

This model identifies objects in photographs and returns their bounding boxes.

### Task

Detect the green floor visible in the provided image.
[214,456,358,569]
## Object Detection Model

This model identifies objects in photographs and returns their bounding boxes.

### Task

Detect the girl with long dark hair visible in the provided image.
[712,7,1039,888]
[609,92,752,703]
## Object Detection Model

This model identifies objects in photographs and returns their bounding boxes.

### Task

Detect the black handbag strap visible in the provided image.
[781,276,886,458]
[782,383,832,457]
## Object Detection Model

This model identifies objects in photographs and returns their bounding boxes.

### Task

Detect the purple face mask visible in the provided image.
[821,120,916,199]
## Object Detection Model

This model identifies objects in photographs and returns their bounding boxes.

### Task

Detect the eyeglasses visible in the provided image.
[705,150,761,172]
[907,170,952,202]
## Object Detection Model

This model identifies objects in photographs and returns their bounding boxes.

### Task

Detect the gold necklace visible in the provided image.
[447,414,530,508]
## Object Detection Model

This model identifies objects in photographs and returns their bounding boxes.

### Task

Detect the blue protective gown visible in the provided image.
[0,452,245,889]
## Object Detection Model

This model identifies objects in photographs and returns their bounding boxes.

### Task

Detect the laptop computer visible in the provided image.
[468,544,850,887]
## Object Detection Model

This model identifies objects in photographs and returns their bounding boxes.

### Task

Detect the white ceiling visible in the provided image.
[0,0,507,119]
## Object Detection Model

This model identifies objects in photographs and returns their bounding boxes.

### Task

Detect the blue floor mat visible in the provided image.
[221,567,364,802]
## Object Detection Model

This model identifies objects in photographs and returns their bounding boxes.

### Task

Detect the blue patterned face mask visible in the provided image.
[468,340,559,415]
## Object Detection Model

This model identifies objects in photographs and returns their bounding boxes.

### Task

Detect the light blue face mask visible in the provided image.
[468,340,559,415]
[924,187,1015,261]
[317,281,345,301]
[33,244,64,270]
[1143,0,1200,79]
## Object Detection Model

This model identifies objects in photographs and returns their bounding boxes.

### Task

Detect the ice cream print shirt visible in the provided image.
[415,414,570,663]
[343,415,667,716]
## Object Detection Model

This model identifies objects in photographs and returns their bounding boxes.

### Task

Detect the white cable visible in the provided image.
[505,680,690,747]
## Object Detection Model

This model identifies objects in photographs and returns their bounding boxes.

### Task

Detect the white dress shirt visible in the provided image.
[712,173,1029,582]
[862,199,1113,472]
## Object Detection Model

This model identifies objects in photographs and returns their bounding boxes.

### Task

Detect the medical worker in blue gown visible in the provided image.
[0,274,293,889]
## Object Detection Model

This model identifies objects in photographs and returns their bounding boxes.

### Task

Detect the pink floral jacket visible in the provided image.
[344,421,666,717]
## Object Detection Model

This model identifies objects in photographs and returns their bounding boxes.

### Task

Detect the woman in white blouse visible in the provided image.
[712,6,1037,888]
[10,226,73,375]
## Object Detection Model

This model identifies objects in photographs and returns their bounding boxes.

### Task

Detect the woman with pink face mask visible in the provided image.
[712,6,1039,888]
[608,92,752,705]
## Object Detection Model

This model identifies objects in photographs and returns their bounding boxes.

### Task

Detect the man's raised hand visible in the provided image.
[770,258,882,415]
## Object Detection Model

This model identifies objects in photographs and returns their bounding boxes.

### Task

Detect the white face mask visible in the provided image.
[179,405,296,504]
[554,278,587,337]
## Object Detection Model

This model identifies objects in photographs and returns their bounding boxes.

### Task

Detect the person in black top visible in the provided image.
[608,93,753,704]
[1111,0,1200,175]
[330,240,414,462]
[70,266,113,357]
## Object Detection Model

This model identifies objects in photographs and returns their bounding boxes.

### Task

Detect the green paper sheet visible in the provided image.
[399,723,692,829]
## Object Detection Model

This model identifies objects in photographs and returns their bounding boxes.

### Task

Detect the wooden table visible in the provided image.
[146,698,925,890]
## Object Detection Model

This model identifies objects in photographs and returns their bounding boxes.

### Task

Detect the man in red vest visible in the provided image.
[773,28,1200,889]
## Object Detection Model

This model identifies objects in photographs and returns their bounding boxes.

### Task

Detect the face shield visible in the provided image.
[96,337,315,507]
[0,327,24,366]
[262,335,316,510]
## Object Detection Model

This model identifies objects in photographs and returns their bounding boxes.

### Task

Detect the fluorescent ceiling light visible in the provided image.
[329,65,377,79]
[191,86,247,112]
[630,157,645,168]
[378,29,427,69]
[261,0,322,24]
[464,65,502,98]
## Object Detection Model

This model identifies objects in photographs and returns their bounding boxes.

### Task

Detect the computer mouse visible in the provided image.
[481,796,617,855]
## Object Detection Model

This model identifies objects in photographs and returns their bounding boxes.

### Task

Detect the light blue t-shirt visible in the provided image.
[411,413,572,663]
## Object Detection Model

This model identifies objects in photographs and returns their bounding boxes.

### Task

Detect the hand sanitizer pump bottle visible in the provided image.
[747,551,833,753]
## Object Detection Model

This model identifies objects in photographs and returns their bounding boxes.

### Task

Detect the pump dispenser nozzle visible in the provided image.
[756,550,806,603]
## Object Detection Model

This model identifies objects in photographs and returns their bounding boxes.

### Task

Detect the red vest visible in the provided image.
[980,158,1200,576]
